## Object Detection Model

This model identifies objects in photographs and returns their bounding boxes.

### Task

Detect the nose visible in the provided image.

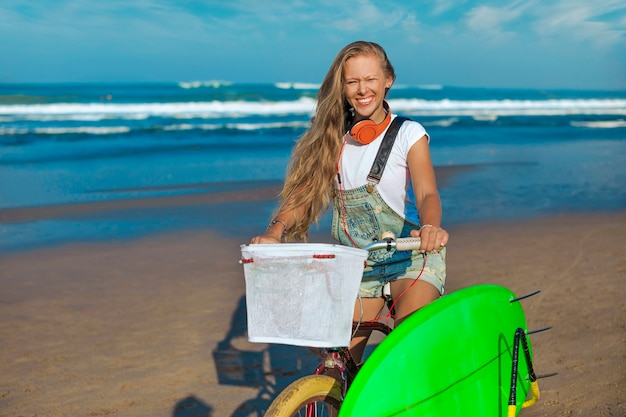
[357,81,367,95]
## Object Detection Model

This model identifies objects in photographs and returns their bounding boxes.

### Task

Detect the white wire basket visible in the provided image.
[240,243,368,347]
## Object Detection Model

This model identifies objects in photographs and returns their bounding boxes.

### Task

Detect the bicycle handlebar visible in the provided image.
[362,236,422,253]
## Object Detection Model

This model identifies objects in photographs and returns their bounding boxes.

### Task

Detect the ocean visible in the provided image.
[1,82,625,252]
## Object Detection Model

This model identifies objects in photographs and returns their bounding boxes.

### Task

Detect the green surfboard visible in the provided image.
[339,284,534,417]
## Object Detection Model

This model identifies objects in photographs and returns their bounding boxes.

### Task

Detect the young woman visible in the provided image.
[251,41,448,362]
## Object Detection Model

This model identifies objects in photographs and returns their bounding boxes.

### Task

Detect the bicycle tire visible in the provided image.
[264,375,342,417]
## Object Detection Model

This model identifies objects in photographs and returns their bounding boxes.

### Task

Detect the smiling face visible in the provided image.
[343,53,393,124]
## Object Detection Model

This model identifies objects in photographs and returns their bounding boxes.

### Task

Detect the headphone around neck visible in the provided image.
[349,101,391,145]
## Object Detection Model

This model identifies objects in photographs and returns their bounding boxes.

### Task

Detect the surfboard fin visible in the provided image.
[537,372,558,379]
[528,326,552,335]
[510,290,541,303]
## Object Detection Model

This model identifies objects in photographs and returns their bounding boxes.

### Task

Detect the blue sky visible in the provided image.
[1,0,625,90]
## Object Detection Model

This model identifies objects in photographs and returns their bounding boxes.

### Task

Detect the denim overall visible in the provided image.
[331,118,446,297]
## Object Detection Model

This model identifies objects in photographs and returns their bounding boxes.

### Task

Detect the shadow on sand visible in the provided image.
[211,296,319,417]
[172,395,214,417]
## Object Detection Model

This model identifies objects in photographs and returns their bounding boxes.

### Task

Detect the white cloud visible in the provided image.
[459,0,625,49]
[431,0,465,16]
[329,1,402,32]
[532,1,626,47]
[401,13,422,43]
[464,1,533,39]
[0,0,213,43]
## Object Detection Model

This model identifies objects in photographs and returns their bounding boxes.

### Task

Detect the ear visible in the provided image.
[385,75,394,90]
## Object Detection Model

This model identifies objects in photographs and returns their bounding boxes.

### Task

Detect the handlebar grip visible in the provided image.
[395,237,422,251]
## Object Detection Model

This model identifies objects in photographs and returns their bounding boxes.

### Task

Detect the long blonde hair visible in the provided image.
[278,41,396,241]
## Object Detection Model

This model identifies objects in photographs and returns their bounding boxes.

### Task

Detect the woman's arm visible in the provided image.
[407,136,449,252]
[250,206,304,244]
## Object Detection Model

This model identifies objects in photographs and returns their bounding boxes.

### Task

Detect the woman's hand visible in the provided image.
[250,233,281,244]
[410,225,449,253]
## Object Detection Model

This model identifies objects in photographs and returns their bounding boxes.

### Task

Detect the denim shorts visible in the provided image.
[359,247,446,297]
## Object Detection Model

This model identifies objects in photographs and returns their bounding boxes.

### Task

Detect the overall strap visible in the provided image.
[366,116,410,188]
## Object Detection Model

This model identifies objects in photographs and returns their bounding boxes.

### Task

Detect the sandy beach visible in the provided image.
[1,207,624,417]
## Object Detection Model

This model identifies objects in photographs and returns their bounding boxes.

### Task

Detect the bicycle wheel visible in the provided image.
[264,375,342,417]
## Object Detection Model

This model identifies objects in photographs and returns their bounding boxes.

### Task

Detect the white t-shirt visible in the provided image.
[337,114,429,219]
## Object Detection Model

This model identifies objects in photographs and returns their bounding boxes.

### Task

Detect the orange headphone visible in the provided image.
[349,101,391,145]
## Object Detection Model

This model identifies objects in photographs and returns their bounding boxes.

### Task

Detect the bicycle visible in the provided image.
[240,235,542,417]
